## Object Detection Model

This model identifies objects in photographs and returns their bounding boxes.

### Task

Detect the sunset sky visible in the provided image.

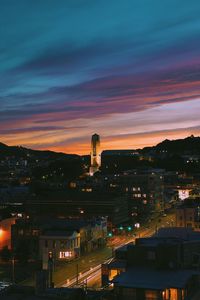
[1,0,200,154]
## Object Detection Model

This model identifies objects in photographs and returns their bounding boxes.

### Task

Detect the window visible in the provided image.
[122,288,136,299]
[60,240,65,248]
[145,290,159,300]
[32,230,39,236]
[147,251,155,260]
[18,229,24,235]
[59,251,72,259]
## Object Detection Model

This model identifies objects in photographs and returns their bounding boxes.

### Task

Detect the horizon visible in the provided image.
[1,134,198,156]
[1,1,200,154]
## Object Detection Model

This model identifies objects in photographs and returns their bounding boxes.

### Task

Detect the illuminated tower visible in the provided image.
[89,133,101,176]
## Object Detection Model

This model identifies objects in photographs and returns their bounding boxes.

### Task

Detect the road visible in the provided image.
[60,211,175,288]
[19,210,175,288]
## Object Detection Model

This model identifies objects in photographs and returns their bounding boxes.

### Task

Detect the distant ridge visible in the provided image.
[152,135,200,154]
[0,142,79,159]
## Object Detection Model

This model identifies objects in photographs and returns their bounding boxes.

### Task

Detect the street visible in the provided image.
[19,210,175,288]
[60,210,175,288]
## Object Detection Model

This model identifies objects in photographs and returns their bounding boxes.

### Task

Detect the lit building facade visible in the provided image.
[90,133,101,175]
[39,230,81,269]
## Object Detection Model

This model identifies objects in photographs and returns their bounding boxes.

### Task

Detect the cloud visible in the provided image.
[0,126,84,135]
[1,0,200,153]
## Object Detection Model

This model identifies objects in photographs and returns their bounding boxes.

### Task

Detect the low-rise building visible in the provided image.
[176,197,200,230]
[40,229,80,269]
[102,227,200,300]
[11,217,107,262]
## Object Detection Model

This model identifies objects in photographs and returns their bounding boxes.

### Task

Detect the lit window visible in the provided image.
[59,251,72,258]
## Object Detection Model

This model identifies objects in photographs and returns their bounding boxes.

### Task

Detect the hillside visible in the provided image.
[101,135,200,173]
[0,142,78,160]
[141,135,200,155]
[153,135,200,154]
[0,143,84,184]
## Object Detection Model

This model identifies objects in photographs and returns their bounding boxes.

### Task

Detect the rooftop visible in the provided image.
[113,267,200,290]
[155,227,200,241]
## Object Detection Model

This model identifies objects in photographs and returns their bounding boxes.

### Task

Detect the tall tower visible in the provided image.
[90,133,101,176]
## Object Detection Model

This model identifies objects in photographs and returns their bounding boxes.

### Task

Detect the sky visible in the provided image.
[0,0,200,154]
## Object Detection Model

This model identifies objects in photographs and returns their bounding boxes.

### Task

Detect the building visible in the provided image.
[0,216,16,250]
[27,191,128,229]
[89,134,101,176]
[102,150,139,156]
[102,227,200,300]
[176,197,200,230]
[11,217,107,262]
[113,268,199,300]
[40,229,80,269]
[70,169,164,223]
[0,285,113,300]
[103,169,164,221]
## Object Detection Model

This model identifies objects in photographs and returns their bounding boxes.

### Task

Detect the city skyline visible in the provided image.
[1,1,200,154]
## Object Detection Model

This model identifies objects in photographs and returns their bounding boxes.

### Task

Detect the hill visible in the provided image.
[140,135,200,155]
[0,142,78,160]
[153,135,200,155]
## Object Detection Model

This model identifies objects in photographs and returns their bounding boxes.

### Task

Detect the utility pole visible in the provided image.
[12,255,15,284]
[76,263,79,285]
[48,251,54,288]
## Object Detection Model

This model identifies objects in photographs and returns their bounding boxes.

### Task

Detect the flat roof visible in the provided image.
[109,260,126,269]
[113,267,200,290]
[155,227,200,241]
